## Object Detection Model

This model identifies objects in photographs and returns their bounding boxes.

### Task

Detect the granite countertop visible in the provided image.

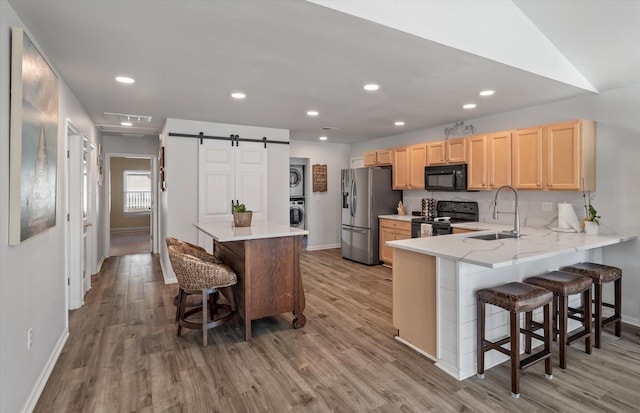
[194,219,308,242]
[387,223,636,269]
[379,214,416,222]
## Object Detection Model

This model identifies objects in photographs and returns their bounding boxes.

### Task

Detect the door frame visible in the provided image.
[65,119,95,310]
[104,152,158,258]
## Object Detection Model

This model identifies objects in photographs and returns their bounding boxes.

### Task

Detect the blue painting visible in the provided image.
[9,28,59,244]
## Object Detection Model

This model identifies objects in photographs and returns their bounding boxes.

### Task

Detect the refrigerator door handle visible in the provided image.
[343,226,368,234]
[350,178,356,218]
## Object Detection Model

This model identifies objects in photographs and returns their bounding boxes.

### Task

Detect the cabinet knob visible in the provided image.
[547,182,551,186]
[536,183,541,186]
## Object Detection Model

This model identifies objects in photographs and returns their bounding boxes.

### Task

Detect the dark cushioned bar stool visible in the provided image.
[524,271,592,369]
[477,282,554,399]
[560,262,622,348]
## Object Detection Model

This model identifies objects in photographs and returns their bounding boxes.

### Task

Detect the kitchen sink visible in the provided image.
[468,232,520,241]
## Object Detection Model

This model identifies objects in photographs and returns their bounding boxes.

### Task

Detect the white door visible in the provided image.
[198,139,267,248]
[67,129,88,309]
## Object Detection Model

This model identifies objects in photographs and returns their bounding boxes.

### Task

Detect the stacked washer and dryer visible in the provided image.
[289,165,306,229]
[289,165,305,229]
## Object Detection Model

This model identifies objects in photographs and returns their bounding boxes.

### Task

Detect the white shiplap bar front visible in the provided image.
[388,224,635,380]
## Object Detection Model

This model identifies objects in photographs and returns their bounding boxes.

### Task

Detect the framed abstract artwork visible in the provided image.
[9,27,59,244]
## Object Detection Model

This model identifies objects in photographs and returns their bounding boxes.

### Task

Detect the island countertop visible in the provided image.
[194,219,308,242]
[387,223,636,269]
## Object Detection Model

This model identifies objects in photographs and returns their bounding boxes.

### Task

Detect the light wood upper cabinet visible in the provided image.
[467,132,511,190]
[446,137,467,164]
[488,131,512,189]
[364,149,393,166]
[426,137,467,166]
[512,120,595,191]
[392,146,409,189]
[467,135,488,190]
[426,141,446,166]
[393,144,426,190]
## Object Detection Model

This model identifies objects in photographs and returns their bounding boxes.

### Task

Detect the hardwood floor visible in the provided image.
[36,249,640,412]
[109,229,151,256]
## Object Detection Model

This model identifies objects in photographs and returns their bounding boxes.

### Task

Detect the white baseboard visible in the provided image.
[623,315,640,328]
[96,256,105,273]
[306,243,340,251]
[159,257,178,285]
[22,329,69,413]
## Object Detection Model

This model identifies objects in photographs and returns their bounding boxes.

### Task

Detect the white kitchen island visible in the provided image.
[387,224,635,380]
[195,219,308,341]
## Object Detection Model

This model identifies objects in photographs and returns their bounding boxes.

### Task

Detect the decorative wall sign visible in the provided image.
[312,164,327,193]
[444,121,476,138]
[9,27,59,244]
[97,144,104,185]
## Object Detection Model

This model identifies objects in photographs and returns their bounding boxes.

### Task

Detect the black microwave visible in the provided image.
[424,164,468,191]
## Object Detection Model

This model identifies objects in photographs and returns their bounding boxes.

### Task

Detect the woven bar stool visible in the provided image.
[560,262,622,348]
[525,271,592,368]
[166,237,220,321]
[477,282,554,399]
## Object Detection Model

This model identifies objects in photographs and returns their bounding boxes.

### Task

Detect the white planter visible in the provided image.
[584,221,599,235]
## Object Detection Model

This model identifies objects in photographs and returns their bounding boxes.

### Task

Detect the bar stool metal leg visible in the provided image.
[477,301,486,379]
[510,312,520,398]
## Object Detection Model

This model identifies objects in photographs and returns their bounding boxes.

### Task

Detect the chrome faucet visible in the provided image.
[492,185,521,238]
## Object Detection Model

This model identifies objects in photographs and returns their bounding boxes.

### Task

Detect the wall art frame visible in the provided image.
[9,27,59,244]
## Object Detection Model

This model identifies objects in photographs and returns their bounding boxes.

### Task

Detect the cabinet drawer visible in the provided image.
[380,219,410,231]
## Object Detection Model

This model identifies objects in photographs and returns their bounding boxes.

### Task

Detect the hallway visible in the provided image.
[109,230,151,256]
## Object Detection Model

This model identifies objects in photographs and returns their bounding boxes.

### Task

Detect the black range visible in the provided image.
[411,201,479,237]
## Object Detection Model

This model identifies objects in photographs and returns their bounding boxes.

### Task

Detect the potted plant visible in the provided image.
[582,191,600,234]
[232,202,253,227]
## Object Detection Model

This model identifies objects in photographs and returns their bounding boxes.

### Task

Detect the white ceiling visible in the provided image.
[8,0,640,144]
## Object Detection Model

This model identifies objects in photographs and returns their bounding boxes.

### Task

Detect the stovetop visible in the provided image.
[412,200,479,224]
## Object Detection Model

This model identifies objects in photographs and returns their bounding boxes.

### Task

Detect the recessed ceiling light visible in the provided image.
[231,92,246,99]
[394,121,405,126]
[121,121,133,126]
[463,103,477,109]
[479,90,495,96]
[319,136,328,141]
[363,83,379,91]
[115,76,135,84]
[307,110,319,116]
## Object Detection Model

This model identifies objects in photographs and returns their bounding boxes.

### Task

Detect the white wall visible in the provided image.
[159,118,290,283]
[0,2,100,411]
[350,83,640,326]
[290,140,351,250]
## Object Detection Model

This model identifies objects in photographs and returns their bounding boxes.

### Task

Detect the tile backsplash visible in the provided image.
[402,189,588,229]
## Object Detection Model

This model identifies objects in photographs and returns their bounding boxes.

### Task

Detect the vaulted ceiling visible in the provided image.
[9,0,640,143]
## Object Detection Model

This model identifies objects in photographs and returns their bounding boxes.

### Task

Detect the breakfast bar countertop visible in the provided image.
[387,223,636,269]
[194,219,308,242]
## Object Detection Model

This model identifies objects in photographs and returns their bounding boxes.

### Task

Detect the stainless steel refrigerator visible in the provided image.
[341,167,402,265]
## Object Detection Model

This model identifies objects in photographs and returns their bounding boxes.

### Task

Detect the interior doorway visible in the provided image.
[108,156,153,256]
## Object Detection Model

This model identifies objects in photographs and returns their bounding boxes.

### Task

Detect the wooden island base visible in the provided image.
[214,235,306,341]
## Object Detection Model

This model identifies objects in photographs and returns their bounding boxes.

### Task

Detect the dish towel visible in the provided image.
[421,223,433,237]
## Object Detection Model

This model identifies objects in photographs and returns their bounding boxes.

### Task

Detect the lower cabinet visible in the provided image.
[379,219,411,266]
[451,227,478,234]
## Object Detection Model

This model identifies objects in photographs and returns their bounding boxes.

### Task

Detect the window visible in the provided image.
[123,170,151,213]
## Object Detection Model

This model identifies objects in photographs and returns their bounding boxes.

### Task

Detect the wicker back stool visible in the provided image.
[477,282,554,399]
[167,244,237,346]
[525,271,592,369]
[560,262,622,348]
[166,237,220,321]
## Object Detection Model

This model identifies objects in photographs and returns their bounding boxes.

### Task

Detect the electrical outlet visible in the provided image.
[27,328,33,350]
[542,202,553,212]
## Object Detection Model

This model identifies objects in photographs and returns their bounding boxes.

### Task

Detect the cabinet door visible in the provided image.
[364,151,377,166]
[446,137,467,164]
[377,149,392,165]
[235,142,268,218]
[379,224,395,265]
[199,140,235,220]
[467,135,488,190]
[409,144,426,189]
[545,121,580,190]
[426,141,446,166]
[393,147,409,189]
[488,131,512,188]
[512,127,543,189]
